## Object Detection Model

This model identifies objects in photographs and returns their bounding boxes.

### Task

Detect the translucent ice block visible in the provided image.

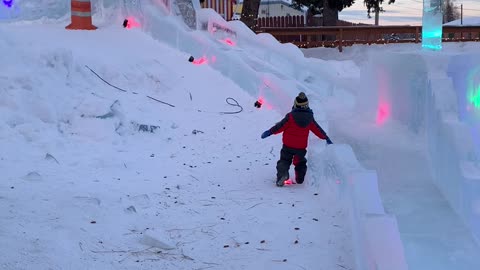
[422,0,443,51]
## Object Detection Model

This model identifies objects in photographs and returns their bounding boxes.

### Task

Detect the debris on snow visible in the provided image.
[125,206,137,213]
[45,153,59,164]
[136,123,160,133]
[23,171,42,181]
[139,235,175,250]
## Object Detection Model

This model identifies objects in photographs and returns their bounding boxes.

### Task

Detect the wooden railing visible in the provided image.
[256,25,480,51]
[257,15,305,28]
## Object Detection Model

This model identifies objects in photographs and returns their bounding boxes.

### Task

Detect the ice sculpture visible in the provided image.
[422,0,443,50]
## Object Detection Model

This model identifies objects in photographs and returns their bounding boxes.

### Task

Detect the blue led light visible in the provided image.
[2,0,13,8]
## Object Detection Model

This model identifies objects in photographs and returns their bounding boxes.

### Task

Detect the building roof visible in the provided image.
[444,17,480,26]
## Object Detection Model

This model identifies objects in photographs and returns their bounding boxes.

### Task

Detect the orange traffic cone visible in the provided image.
[65,0,97,30]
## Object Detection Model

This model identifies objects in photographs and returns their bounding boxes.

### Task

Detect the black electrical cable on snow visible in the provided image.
[85,65,175,108]
[220,97,243,114]
[146,95,175,108]
[85,65,128,92]
[85,65,240,113]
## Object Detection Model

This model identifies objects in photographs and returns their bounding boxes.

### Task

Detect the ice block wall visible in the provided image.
[446,59,480,243]
[422,0,443,50]
[447,56,480,163]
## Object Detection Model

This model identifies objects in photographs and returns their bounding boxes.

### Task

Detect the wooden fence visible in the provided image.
[256,16,306,43]
[256,25,480,51]
[257,15,305,28]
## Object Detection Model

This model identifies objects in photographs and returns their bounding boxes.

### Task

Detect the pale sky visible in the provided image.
[339,0,480,25]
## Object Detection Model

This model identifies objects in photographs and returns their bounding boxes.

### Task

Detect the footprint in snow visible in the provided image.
[128,194,151,209]
[73,196,101,206]
[23,171,42,181]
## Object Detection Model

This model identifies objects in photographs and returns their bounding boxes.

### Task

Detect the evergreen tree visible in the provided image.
[363,0,396,18]
[443,0,460,23]
[240,0,262,30]
[290,0,395,26]
[290,0,355,16]
[291,0,354,27]
[363,0,396,26]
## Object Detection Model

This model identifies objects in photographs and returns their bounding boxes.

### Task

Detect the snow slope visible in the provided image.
[0,14,353,270]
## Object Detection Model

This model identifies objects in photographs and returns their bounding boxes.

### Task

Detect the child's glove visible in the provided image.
[261,130,272,139]
[326,137,333,145]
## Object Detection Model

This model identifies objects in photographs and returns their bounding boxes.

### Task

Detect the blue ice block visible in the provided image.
[422,0,443,51]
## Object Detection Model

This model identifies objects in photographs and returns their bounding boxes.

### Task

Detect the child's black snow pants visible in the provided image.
[276,145,307,183]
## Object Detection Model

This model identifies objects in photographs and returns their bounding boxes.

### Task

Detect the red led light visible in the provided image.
[125,17,141,29]
[193,56,208,65]
[222,38,236,46]
[284,179,294,185]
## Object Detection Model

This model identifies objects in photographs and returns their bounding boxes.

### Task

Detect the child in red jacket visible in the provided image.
[261,92,332,187]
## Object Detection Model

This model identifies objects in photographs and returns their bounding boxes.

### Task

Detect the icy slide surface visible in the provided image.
[0,1,355,270]
[325,49,480,270]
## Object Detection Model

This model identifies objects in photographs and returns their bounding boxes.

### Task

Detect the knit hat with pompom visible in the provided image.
[294,92,309,109]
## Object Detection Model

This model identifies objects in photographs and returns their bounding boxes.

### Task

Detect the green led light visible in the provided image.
[422,30,442,39]
[467,67,480,109]
[422,43,442,50]
[468,84,480,108]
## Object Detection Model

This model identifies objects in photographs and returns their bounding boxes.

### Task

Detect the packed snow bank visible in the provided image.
[131,1,333,114]
[0,1,358,268]
[1,0,336,114]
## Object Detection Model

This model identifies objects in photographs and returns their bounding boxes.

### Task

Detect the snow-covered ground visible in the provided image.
[0,19,352,270]
[2,1,480,270]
